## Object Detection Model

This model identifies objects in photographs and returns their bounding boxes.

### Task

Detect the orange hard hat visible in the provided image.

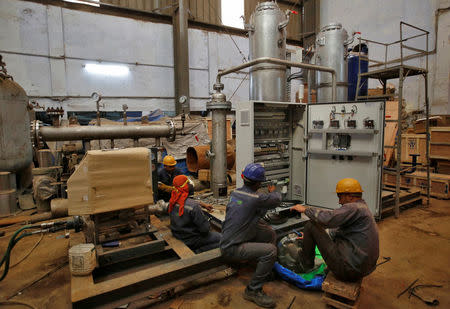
[163,155,177,166]
[336,178,363,194]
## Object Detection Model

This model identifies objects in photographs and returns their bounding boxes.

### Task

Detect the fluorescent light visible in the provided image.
[64,0,100,7]
[84,63,129,77]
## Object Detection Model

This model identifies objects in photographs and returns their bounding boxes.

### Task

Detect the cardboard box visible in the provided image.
[67,148,153,215]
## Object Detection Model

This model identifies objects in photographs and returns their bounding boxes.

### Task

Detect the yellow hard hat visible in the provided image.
[336,178,363,194]
[163,155,177,166]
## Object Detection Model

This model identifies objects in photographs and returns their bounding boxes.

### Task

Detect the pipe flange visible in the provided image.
[206,100,231,111]
[166,120,176,142]
[30,120,44,149]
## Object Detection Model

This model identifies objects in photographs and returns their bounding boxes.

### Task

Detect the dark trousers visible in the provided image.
[222,221,277,290]
[301,221,362,282]
[186,231,222,254]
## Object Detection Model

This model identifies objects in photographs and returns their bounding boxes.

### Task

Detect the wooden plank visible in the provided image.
[430,144,450,159]
[71,248,222,303]
[150,215,195,258]
[383,101,399,166]
[322,272,361,301]
[430,127,450,144]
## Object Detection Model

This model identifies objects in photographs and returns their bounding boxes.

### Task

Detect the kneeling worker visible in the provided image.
[168,175,221,253]
[158,155,182,202]
[290,178,379,282]
[220,163,281,308]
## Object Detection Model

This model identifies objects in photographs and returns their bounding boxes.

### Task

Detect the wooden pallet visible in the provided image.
[381,188,423,216]
[383,171,450,199]
[322,272,362,309]
[70,216,232,309]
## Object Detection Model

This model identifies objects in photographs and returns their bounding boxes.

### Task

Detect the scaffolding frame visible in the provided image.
[354,21,430,218]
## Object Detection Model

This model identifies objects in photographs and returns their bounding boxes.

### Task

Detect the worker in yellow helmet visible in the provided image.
[290,178,379,282]
[157,155,182,202]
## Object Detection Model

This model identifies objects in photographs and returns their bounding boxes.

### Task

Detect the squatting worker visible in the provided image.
[168,175,221,253]
[157,155,182,202]
[290,178,380,282]
[220,163,281,308]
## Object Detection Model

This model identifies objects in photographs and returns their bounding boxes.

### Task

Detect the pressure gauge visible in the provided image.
[179,96,188,104]
[91,92,100,101]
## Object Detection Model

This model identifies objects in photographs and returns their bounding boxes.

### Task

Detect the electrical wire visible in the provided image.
[0,300,37,309]
[10,233,44,268]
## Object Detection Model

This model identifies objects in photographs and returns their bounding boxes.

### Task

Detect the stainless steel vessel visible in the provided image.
[315,23,349,102]
[0,58,33,172]
[248,1,290,101]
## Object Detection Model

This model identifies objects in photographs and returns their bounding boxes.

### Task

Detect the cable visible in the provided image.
[206,1,248,63]
[10,233,44,268]
[0,300,37,309]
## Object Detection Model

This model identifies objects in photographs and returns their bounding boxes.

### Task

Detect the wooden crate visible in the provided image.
[397,134,427,164]
[322,272,362,309]
[383,171,450,199]
[414,115,450,133]
[430,127,450,160]
[436,160,450,174]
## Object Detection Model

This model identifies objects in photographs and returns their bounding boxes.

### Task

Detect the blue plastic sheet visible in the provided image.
[274,262,325,290]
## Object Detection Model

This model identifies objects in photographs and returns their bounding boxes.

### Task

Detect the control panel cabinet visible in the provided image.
[236,101,385,217]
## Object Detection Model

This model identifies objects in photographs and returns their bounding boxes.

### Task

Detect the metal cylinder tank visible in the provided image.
[0,64,33,172]
[315,23,349,102]
[248,1,289,102]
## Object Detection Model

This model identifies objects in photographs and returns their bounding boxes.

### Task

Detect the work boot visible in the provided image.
[243,287,276,308]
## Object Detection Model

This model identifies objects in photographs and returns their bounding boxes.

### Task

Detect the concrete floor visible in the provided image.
[0,198,449,308]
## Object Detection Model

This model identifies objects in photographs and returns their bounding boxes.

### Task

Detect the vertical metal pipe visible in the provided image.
[207,84,231,198]
[395,67,404,218]
[211,109,228,197]
[173,0,190,114]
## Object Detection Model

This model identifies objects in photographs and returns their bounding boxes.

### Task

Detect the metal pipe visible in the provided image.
[216,57,337,101]
[39,122,175,142]
[210,109,228,196]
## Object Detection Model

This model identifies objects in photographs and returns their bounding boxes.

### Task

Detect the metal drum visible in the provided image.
[248,1,290,102]
[315,23,349,102]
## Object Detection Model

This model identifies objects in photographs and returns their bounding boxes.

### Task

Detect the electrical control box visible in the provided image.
[236,100,385,217]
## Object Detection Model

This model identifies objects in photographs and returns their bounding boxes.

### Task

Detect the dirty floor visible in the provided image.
[0,198,449,309]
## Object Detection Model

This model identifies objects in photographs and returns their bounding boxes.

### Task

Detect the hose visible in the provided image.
[0,225,34,282]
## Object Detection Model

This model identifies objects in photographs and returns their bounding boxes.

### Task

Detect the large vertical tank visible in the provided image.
[0,59,33,172]
[315,23,349,102]
[248,1,289,102]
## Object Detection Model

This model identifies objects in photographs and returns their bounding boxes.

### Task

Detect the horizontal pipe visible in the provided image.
[216,57,337,101]
[39,124,173,141]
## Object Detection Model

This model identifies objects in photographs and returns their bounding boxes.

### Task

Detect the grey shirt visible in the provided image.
[305,199,380,276]
[169,198,210,244]
[220,185,282,251]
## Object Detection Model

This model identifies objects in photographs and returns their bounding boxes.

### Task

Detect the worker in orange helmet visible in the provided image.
[168,175,221,253]
[290,178,379,282]
[157,155,183,202]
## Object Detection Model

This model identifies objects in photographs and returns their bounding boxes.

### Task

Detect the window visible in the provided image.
[221,0,244,29]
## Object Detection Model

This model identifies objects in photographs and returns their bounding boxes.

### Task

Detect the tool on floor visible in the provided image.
[376,256,391,267]
[397,278,442,306]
